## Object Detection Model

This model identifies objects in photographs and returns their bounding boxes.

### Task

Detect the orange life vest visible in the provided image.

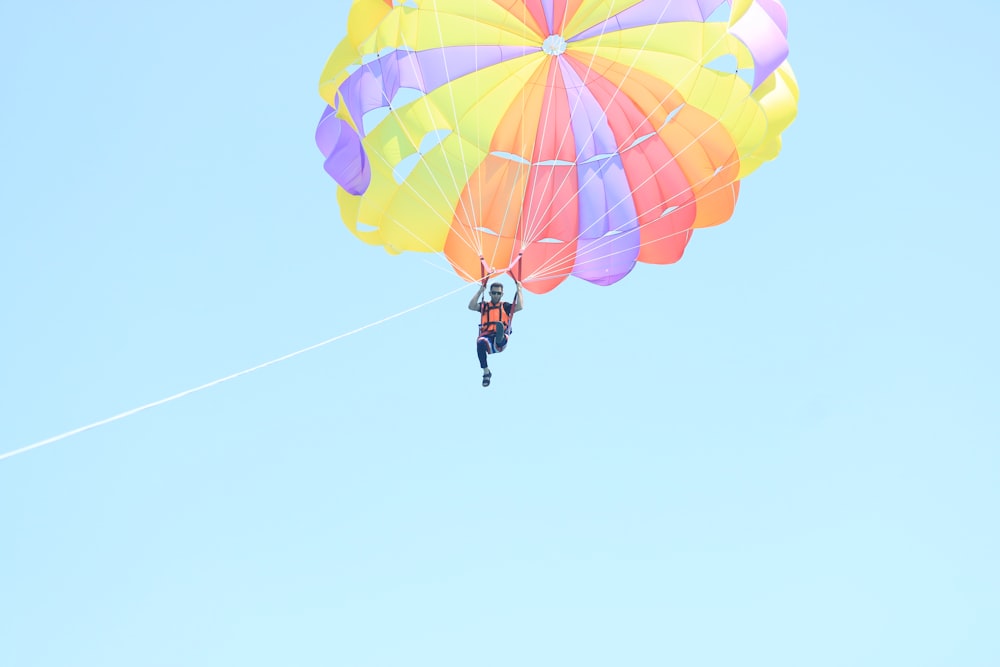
[479,300,512,336]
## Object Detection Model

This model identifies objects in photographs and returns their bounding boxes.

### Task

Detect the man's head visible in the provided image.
[488,281,504,304]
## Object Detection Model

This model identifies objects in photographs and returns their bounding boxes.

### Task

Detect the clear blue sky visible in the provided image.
[2,2,998,666]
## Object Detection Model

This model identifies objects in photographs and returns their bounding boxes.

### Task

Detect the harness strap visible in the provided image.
[479,256,489,305]
[477,253,522,337]
[506,252,523,330]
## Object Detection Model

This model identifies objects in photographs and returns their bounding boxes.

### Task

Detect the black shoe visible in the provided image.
[493,325,507,349]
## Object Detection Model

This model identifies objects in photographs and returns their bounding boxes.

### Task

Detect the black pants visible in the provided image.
[477,325,508,368]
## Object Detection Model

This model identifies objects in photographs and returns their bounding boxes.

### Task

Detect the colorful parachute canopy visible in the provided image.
[316,0,798,293]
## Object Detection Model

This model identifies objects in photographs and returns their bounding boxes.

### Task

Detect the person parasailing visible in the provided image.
[468,276,523,387]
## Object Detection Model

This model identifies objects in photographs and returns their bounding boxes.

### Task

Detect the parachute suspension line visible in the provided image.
[476,8,543,275]
[522,167,739,283]
[523,211,701,283]
[528,21,732,246]
[507,255,522,327]
[345,13,483,264]
[519,0,697,246]
[519,0,624,247]
[473,0,489,260]
[356,148,483,264]
[483,152,529,276]
[337,6,566,267]
[490,5,537,266]
[525,99,746,284]
[0,283,472,463]
[488,73,533,274]
[518,59,560,248]
[353,145,482,260]
[520,25,746,281]
[524,149,739,282]
[519,7,738,259]
[420,2,482,255]
[480,257,489,301]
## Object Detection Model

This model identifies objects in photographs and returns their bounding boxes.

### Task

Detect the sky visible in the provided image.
[2,1,998,666]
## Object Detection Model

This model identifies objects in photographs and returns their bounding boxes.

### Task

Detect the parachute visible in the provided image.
[316,0,798,293]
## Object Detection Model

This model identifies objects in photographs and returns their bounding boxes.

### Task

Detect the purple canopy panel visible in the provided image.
[339,45,536,135]
[573,228,640,285]
[727,0,789,89]
[559,58,619,163]
[315,105,371,195]
[754,0,788,34]
[572,0,727,41]
[569,0,789,91]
